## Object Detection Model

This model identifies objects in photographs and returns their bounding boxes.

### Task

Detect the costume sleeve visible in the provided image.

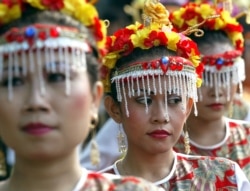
[80,118,124,171]
[243,109,250,122]
[234,162,250,191]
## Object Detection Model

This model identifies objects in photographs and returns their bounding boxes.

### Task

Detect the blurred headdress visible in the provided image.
[101,0,207,117]
[0,0,107,99]
[170,2,245,101]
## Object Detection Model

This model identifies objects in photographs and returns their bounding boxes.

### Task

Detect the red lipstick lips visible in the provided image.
[148,129,171,138]
[207,103,224,110]
[22,123,54,136]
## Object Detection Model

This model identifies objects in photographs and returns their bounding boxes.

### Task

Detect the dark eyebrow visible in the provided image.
[134,89,155,95]
[3,61,69,72]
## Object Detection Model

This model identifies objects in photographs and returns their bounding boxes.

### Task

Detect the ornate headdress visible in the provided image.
[124,0,188,23]
[0,0,107,100]
[101,0,205,117]
[170,2,245,101]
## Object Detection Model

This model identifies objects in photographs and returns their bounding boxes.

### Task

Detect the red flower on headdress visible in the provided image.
[41,0,64,10]
[144,31,168,47]
[177,39,198,58]
[93,17,103,41]
[235,39,243,52]
[182,7,199,21]
[223,23,243,33]
[111,28,134,55]
[204,19,216,30]
[2,0,18,7]
[196,62,204,78]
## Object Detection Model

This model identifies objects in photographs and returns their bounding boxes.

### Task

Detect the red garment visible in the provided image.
[174,117,250,180]
[102,153,248,190]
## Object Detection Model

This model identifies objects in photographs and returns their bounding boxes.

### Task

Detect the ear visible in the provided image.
[91,81,104,115]
[104,96,122,123]
[185,98,194,119]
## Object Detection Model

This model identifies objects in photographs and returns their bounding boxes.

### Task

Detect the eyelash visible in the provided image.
[0,73,68,87]
[136,95,182,105]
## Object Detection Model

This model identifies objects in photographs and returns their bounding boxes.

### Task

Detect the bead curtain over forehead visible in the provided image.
[199,50,245,101]
[112,56,198,117]
[0,24,91,100]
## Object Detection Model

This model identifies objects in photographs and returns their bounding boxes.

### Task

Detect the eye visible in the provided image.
[168,96,182,105]
[136,96,152,105]
[1,77,24,87]
[47,73,66,83]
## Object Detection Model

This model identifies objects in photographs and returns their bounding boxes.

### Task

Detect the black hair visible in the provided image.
[0,4,100,85]
[108,46,176,101]
[189,30,233,53]
[237,15,250,36]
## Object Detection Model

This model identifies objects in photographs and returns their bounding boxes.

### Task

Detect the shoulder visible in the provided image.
[84,171,163,191]
[176,153,237,171]
[231,95,249,120]
[225,117,250,130]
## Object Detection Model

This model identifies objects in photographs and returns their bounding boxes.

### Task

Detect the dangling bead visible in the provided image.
[8,52,13,101]
[184,130,190,154]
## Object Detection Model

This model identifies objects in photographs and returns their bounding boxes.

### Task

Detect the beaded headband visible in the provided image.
[170,2,245,101]
[101,0,207,117]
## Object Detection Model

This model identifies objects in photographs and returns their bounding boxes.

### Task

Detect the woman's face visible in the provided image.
[196,42,237,120]
[106,76,193,155]
[0,51,103,160]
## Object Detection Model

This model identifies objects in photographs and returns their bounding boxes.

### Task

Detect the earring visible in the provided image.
[228,102,233,118]
[0,148,6,177]
[90,116,100,166]
[184,123,191,155]
[117,123,127,155]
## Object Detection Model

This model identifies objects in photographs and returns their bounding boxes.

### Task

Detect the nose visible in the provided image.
[209,86,224,101]
[22,84,50,113]
[150,101,169,124]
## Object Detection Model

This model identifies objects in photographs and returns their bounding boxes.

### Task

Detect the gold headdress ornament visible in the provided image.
[101,0,209,117]
[170,2,245,101]
[0,0,107,100]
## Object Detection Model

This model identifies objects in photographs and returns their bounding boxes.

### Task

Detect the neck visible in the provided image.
[119,149,175,182]
[2,151,84,191]
[187,115,226,146]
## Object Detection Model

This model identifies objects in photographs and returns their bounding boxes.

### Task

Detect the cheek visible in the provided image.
[169,108,186,126]
[0,100,19,124]
[68,92,92,119]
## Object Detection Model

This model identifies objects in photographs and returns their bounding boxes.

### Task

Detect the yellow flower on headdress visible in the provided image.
[170,2,244,52]
[0,3,21,25]
[74,3,98,26]
[104,52,121,69]
[190,54,200,67]
[26,0,45,9]
[131,26,151,49]
[198,4,214,19]
[171,9,185,28]
[166,31,181,51]
[61,0,75,16]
